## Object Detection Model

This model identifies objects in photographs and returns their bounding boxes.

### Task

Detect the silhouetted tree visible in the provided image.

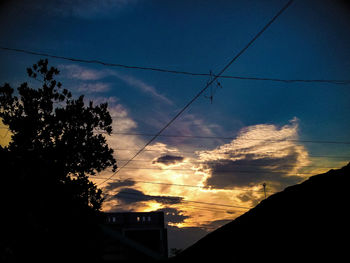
[0,59,117,261]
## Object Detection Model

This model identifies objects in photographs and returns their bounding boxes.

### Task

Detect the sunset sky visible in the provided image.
[1,0,350,250]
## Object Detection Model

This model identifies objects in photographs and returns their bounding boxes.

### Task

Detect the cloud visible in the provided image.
[143,113,228,153]
[83,95,137,132]
[60,64,173,104]
[113,188,184,205]
[153,154,184,165]
[107,103,138,133]
[197,118,310,191]
[60,64,106,80]
[110,71,173,105]
[103,179,135,192]
[77,82,110,93]
[155,207,190,224]
[203,152,303,189]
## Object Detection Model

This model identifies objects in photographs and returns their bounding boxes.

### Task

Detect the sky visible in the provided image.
[1,0,350,252]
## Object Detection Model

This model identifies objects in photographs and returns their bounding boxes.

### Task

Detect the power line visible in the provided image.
[96,0,295,186]
[1,47,349,85]
[182,199,251,209]
[96,166,326,174]
[90,176,277,193]
[114,148,350,159]
[116,159,340,166]
[109,161,346,170]
[2,123,350,156]
[177,204,237,213]
[3,125,350,145]
[106,193,242,213]
[104,131,350,145]
[90,165,339,193]
[105,190,252,210]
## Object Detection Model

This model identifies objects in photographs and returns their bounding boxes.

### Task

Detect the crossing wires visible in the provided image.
[96,0,296,186]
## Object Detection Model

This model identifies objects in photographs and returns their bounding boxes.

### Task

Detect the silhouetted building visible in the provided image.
[101,212,168,261]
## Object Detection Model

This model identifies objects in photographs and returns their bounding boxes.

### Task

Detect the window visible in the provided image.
[148,216,151,222]
[137,216,140,222]
[142,216,146,222]
[112,217,116,223]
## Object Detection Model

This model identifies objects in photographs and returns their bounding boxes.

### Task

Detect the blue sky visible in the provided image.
[1,0,350,251]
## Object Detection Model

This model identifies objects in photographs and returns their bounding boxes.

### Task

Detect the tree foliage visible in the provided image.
[0,59,117,260]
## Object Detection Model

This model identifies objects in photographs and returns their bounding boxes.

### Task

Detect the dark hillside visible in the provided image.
[175,163,350,261]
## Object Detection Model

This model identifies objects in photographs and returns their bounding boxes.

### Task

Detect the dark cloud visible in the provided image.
[153,154,184,165]
[103,179,135,192]
[203,152,304,190]
[237,192,254,203]
[155,207,190,224]
[113,188,184,205]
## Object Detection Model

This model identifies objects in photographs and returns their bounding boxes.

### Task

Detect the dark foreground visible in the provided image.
[173,163,350,262]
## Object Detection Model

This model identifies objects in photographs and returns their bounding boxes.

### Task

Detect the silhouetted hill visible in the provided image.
[175,163,350,261]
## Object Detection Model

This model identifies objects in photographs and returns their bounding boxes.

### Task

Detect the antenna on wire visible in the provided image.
[204,70,223,104]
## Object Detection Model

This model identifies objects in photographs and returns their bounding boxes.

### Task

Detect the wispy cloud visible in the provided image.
[59,64,173,104]
[110,71,173,105]
[77,83,110,93]
[60,64,106,80]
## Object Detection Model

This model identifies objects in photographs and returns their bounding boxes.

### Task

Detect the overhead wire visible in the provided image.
[175,204,237,213]
[106,193,243,213]
[98,161,347,171]
[113,148,350,158]
[102,131,350,145]
[104,190,252,210]
[93,167,329,175]
[90,176,277,193]
[3,126,350,145]
[2,125,349,159]
[1,47,349,85]
[115,159,342,167]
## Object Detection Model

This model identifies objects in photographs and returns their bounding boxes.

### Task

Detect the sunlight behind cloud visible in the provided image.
[89,105,343,231]
[93,112,316,229]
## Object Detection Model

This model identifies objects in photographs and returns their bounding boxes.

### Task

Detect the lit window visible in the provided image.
[137,216,140,222]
